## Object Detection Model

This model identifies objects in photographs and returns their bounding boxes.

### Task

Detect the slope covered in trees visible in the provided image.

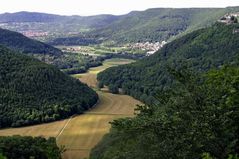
[97,23,239,104]
[0,28,108,73]
[51,7,239,45]
[2,8,239,45]
[0,11,119,27]
[0,46,98,128]
[0,136,62,159]
[91,66,239,159]
[0,28,62,56]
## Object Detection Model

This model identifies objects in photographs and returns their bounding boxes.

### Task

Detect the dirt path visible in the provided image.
[0,58,140,159]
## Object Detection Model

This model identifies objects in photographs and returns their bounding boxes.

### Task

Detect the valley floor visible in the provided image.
[0,58,140,159]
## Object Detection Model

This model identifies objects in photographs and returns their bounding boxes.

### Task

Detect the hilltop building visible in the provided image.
[218,12,239,24]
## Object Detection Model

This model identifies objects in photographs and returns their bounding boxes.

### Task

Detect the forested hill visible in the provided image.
[91,65,239,159]
[0,11,119,27]
[0,46,98,128]
[0,12,119,41]
[97,23,239,104]
[2,8,239,45]
[0,28,62,56]
[0,11,65,23]
[84,7,239,44]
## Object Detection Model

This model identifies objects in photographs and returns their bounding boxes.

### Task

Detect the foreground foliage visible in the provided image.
[0,136,62,159]
[98,23,239,104]
[0,46,98,128]
[91,66,239,159]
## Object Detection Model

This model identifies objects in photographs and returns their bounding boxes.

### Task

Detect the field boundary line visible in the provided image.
[85,112,133,116]
[65,148,91,151]
[56,115,74,140]
[56,99,100,140]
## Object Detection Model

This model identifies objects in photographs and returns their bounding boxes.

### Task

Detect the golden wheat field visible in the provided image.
[74,58,135,88]
[58,92,140,159]
[0,58,140,159]
[0,119,68,138]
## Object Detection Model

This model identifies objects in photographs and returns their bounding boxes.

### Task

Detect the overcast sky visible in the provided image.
[1,0,239,16]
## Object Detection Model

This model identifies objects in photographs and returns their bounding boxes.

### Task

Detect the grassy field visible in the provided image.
[58,92,140,159]
[57,44,146,56]
[0,119,68,138]
[74,58,135,88]
[0,58,139,159]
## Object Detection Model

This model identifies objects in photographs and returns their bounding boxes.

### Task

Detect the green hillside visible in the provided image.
[97,23,239,104]
[0,46,98,128]
[91,66,239,159]
[0,11,119,41]
[90,7,239,44]
[0,11,119,28]
[0,28,106,73]
[0,28,62,56]
[49,7,239,45]
[2,8,239,45]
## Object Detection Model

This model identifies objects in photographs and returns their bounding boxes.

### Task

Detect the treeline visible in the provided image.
[0,46,98,128]
[54,53,103,74]
[0,136,62,159]
[97,23,239,104]
[91,66,239,159]
[59,52,144,75]
[48,36,101,46]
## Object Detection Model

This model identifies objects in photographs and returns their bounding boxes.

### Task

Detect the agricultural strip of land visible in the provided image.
[0,58,140,159]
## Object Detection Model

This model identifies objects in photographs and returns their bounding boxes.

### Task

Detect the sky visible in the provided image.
[1,0,239,16]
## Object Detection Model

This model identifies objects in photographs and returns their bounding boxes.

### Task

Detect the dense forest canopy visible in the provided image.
[51,7,239,45]
[0,136,62,159]
[0,46,98,128]
[97,23,239,104]
[91,66,239,159]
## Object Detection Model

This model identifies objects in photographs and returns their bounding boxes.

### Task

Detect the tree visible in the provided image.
[91,67,239,159]
[108,84,119,94]
[97,81,104,89]
[0,136,62,159]
[230,16,238,23]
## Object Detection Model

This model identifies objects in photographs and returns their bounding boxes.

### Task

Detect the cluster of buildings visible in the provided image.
[129,41,167,56]
[21,31,48,38]
[218,12,239,24]
[62,46,82,52]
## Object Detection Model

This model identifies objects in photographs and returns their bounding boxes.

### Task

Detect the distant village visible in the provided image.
[129,41,167,56]
[21,31,49,38]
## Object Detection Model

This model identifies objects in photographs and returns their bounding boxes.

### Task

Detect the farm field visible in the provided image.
[58,92,139,159]
[0,119,68,138]
[56,44,145,55]
[74,58,135,88]
[0,58,139,159]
